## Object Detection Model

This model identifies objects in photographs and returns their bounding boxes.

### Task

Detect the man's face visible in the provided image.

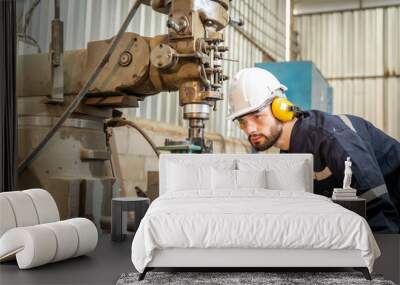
[236,105,283,151]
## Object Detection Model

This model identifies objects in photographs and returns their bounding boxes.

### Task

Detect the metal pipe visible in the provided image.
[54,0,60,19]
[285,0,292,61]
[49,0,64,103]
[18,0,143,173]
[105,118,160,159]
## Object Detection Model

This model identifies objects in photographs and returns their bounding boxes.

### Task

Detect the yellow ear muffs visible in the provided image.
[271,97,298,122]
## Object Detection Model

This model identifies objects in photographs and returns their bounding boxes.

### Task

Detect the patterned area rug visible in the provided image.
[116,271,395,285]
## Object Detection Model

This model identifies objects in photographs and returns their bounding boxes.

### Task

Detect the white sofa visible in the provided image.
[0,189,98,269]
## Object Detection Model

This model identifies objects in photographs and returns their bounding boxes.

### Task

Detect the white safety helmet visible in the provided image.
[227,67,288,121]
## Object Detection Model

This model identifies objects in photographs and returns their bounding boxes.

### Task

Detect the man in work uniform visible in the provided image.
[227,67,400,233]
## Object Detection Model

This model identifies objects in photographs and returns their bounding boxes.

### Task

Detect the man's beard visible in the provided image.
[248,130,282,151]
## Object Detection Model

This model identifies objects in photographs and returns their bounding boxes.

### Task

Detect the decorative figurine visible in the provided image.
[332,157,357,199]
[343,157,353,190]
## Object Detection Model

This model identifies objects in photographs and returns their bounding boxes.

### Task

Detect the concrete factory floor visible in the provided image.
[0,234,134,285]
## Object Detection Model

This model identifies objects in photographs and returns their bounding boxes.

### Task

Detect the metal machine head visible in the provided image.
[82,0,231,152]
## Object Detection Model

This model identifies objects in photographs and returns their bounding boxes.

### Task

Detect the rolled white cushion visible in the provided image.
[0,196,17,237]
[0,218,98,269]
[0,226,57,269]
[0,192,39,227]
[42,221,79,262]
[23,189,60,223]
[64,218,98,257]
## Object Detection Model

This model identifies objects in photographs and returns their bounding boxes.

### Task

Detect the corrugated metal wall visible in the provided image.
[17,0,286,139]
[296,7,400,140]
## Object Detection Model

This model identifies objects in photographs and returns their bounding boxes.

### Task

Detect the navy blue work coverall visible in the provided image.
[282,110,400,233]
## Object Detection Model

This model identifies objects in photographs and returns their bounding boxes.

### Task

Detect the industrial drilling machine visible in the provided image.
[17,0,234,228]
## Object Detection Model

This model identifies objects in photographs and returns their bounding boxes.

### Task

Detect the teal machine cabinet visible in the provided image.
[255,61,333,113]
